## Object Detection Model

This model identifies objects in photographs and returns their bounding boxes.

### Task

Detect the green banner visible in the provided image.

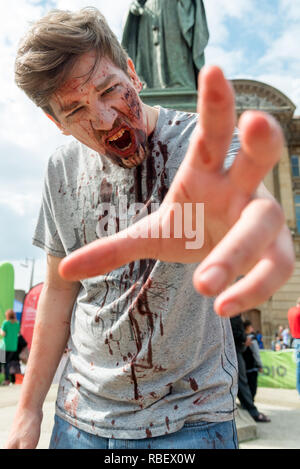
[0,262,15,328]
[258,349,297,389]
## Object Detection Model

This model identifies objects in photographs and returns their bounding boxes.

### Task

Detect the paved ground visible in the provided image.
[0,383,57,449]
[0,383,299,449]
[239,387,300,449]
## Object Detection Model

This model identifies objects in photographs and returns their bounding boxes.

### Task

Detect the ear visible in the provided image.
[127,58,143,93]
[45,113,71,136]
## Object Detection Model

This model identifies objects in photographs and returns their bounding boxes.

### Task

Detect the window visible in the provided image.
[295,194,300,233]
[291,155,300,177]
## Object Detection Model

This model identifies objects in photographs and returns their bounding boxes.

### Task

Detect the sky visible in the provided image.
[0,0,299,292]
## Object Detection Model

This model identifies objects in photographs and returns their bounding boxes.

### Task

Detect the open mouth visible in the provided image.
[106,127,135,157]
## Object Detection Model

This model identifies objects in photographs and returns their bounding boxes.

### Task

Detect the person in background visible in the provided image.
[288,298,300,396]
[272,329,283,351]
[0,310,20,386]
[281,325,291,349]
[230,314,270,422]
[256,330,264,350]
[242,320,263,400]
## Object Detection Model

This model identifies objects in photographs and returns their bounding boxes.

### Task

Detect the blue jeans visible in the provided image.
[49,414,238,449]
[294,338,300,395]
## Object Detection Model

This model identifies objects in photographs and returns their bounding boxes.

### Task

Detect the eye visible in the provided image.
[101,85,117,97]
[67,107,84,118]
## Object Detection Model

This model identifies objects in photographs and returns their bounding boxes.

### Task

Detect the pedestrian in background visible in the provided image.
[256,330,264,350]
[288,298,300,396]
[0,310,20,386]
[230,315,270,422]
[272,331,283,351]
[243,320,263,400]
[281,325,291,349]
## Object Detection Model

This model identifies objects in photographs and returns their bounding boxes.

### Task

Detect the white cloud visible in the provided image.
[253,16,300,113]
[0,92,70,160]
[205,46,244,78]
[205,0,255,45]
[279,0,300,20]
[54,0,131,39]
[0,193,38,217]
[259,25,300,67]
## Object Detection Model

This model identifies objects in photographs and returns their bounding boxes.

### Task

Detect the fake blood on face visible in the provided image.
[50,53,150,169]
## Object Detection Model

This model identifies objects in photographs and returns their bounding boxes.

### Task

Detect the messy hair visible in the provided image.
[5,309,17,321]
[14,7,129,117]
[243,319,252,329]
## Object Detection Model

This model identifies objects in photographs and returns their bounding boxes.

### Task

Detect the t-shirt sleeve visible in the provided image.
[32,157,66,258]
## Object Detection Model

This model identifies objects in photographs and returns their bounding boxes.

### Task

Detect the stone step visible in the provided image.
[235,406,258,443]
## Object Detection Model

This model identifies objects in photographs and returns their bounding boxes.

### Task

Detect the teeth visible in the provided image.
[108,128,126,142]
[121,148,145,168]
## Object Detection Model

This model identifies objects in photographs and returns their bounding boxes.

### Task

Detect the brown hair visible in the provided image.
[14,7,129,118]
[5,309,17,321]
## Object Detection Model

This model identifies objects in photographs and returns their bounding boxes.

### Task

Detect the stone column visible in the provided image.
[263,169,275,196]
[278,146,296,229]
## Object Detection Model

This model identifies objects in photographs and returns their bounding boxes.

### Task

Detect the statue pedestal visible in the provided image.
[140,87,198,113]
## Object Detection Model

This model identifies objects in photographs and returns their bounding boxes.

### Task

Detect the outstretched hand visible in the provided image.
[59,66,295,316]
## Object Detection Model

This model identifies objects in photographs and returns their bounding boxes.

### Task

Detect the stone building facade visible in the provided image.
[232,79,300,347]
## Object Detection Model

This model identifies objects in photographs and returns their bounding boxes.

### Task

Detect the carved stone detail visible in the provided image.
[231,79,296,123]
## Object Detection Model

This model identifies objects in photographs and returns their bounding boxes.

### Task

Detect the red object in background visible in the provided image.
[15,374,24,384]
[20,283,43,349]
[288,305,300,339]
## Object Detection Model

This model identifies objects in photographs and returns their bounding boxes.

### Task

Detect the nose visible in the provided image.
[89,102,118,131]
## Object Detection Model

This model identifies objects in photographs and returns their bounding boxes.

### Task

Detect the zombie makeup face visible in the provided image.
[49,51,154,168]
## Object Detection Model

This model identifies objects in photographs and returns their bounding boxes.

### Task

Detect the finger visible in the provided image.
[193,197,285,296]
[59,214,160,281]
[228,111,284,197]
[59,235,135,281]
[213,226,295,317]
[187,65,236,172]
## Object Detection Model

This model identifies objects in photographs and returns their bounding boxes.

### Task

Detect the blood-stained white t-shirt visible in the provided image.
[33,106,239,439]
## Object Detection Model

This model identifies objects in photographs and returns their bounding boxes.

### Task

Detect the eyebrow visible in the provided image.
[59,74,118,115]
[60,100,81,114]
[95,74,118,92]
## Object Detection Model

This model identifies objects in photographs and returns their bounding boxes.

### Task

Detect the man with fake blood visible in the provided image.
[6,7,294,449]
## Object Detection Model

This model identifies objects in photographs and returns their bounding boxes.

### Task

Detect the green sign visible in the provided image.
[0,262,15,327]
[258,350,296,389]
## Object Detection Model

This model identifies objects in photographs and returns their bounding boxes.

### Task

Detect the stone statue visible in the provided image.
[122,0,209,90]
